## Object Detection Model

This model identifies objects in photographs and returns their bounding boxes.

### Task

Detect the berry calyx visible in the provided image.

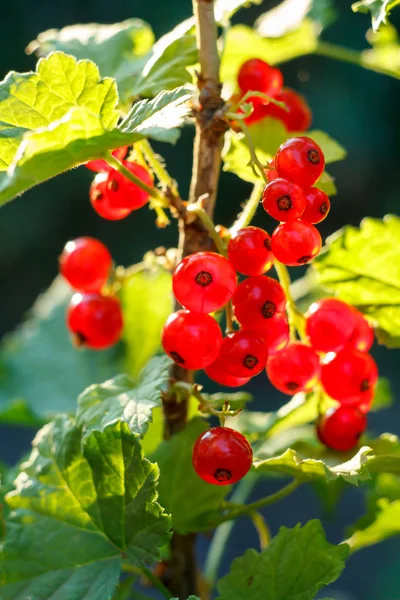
[275,136,325,188]
[220,330,269,378]
[90,173,132,220]
[172,252,237,313]
[106,161,153,211]
[317,406,367,452]
[266,342,321,394]
[205,358,251,387]
[228,227,274,276]
[306,298,356,353]
[238,59,283,97]
[321,348,378,405]
[271,220,322,266]
[348,309,374,353]
[262,178,306,222]
[232,275,286,329]
[85,146,128,172]
[301,187,331,224]
[67,293,123,350]
[59,237,112,293]
[192,427,253,485]
[162,310,222,370]
[262,87,312,132]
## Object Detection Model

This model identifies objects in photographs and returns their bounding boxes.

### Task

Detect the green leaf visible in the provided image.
[352,0,400,31]
[214,0,263,25]
[370,377,394,411]
[255,0,335,39]
[313,215,400,347]
[77,355,171,440]
[1,418,171,600]
[201,391,253,410]
[26,20,155,101]
[133,20,197,98]
[347,497,400,551]
[152,419,229,533]
[216,520,348,600]
[121,267,173,378]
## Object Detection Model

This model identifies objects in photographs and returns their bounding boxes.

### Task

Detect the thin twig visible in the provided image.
[230,181,265,236]
[274,261,307,341]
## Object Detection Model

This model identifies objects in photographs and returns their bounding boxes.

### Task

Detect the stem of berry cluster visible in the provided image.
[230,181,265,235]
[105,152,167,204]
[274,261,307,340]
[162,0,226,597]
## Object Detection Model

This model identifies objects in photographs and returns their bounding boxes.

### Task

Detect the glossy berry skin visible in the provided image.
[266,343,321,394]
[302,187,331,224]
[275,136,325,188]
[271,220,322,266]
[192,427,253,485]
[321,348,378,405]
[262,178,306,222]
[90,173,132,220]
[205,358,251,388]
[172,252,236,313]
[258,314,290,355]
[59,237,112,293]
[220,330,269,378]
[67,293,123,350]
[106,161,153,211]
[161,310,222,370]
[238,59,283,97]
[348,309,374,353]
[228,227,274,276]
[317,406,367,452]
[306,298,356,353]
[263,87,312,132]
[232,275,286,329]
[85,146,128,172]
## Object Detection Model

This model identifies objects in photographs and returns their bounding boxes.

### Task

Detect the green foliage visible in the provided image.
[371,377,394,411]
[77,355,170,440]
[361,22,400,78]
[255,0,335,38]
[152,419,229,534]
[217,520,348,600]
[0,418,171,600]
[313,215,400,347]
[352,0,400,31]
[214,0,263,25]
[201,390,253,410]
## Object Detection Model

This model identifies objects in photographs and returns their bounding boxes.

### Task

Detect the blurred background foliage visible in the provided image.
[0,1,399,599]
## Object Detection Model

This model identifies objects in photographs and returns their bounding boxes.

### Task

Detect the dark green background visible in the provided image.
[0,1,399,599]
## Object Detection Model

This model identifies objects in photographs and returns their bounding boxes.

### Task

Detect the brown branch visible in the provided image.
[162,0,226,597]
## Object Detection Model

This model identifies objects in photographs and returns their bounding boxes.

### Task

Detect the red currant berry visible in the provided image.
[266,167,279,182]
[302,187,331,224]
[106,161,153,211]
[348,309,374,353]
[232,275,286,329]
[238,59,283,97]
[90,173,132,220]
[172,252,236,313]
[258,314,290,355]
[271,220,322,266]
[192,427,253,485]
[162,310,222,370]
[228,227,274,276]
[306,298,356,353]
[262,178,306,222]
[220,330,268,378]
[317,406,367,452]
[59,237,112,293]
[357,388,374,414]
[321,348,378,404]
[85,146,128,172]
[275,136,325,188]
[263,88,312,132]
[266,342,321,394]
[205,358,251,388]
[67,293,123,349]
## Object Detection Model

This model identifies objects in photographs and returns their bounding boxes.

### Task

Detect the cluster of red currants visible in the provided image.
[234,58,312,130]
[59,237,123,349]
[86,147,153,220]
[262,135,328,266]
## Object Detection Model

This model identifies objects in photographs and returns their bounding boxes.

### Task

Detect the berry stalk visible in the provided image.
[274,261,307,340]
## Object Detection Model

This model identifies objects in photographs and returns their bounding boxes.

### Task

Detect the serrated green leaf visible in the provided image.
[347,497,400,551]
[152,419,229,534]
[352,0,400,31]
[26,20,155,102]
[313,215,400,347]
[1,418,171,599]
[121,267,173,378]
[77,355,171,440]
[217,520,348,600]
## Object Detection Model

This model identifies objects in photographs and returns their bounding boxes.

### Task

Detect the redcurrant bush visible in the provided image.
[172,252,237,313]
[85,145,128,172]
[67,293,123,349]
[317,406,367,452]
[275,136,325,188]
[59,237,112,293]
[321,348,378,404]
[263,87,312,132]
[220,329,269,378]
[205,358,251,387]
[227,226,274,276]
[232,275,286,329]
[238,58,283,97]
[302,187,331,224]
[306,298,357,353]
[192,427,253,485]
[271,220,322,266]
[90,173,132,220]
[262,178,306,222]
[266,342,321,394]
[161,310,222,370]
